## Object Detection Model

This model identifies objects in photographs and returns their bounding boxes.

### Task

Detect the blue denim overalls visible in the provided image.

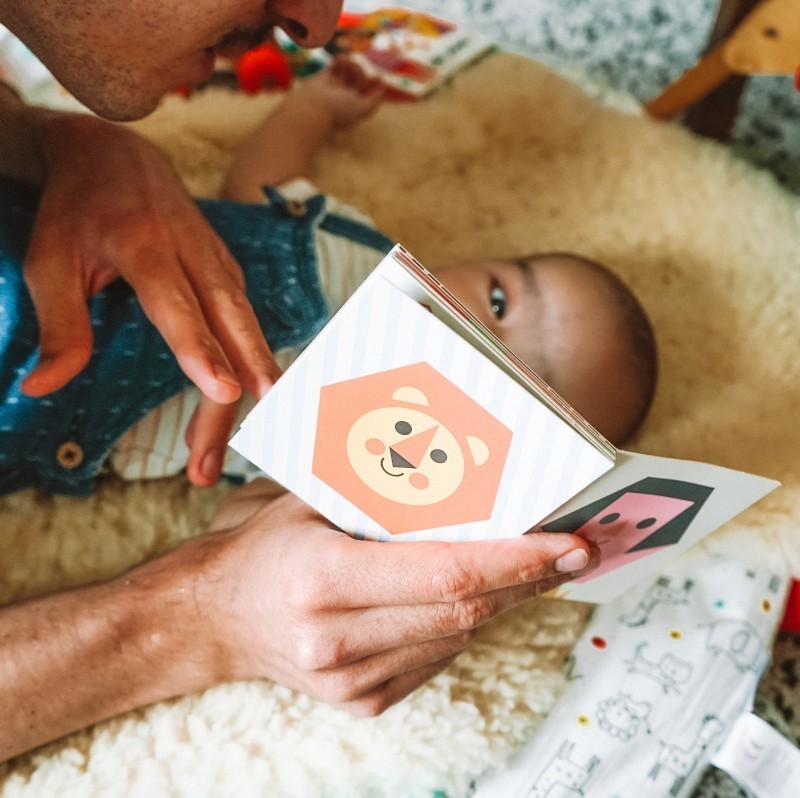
[0,173,393,495]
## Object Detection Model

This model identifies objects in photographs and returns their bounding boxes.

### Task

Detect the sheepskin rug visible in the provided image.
[2,52,799,797]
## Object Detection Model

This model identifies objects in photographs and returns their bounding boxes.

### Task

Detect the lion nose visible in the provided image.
[390,425,439,469]
[390,449,415,469]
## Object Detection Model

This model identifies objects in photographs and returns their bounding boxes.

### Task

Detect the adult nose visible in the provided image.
[272,0,344,47]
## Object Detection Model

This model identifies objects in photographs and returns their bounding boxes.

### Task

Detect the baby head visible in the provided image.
[433,253,657,446]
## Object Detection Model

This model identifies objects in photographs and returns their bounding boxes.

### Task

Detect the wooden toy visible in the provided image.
[645,0,800,119]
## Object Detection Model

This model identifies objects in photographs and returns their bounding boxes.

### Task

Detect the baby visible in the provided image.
[0,59,656,496]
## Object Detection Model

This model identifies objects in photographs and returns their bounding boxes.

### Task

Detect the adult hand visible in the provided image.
[0,481,596,760]
[18,113,281,470]
[200,484,598,716]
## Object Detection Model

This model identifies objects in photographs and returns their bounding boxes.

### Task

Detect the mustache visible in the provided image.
[214,23,276,52]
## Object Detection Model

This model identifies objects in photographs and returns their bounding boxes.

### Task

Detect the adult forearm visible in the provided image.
[0,541,225,762]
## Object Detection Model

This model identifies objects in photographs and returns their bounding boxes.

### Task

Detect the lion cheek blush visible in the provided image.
[365,438,385,455]
[409,473,429,490]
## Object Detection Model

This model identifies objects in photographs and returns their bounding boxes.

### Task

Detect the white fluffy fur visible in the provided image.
[2,53,799,797]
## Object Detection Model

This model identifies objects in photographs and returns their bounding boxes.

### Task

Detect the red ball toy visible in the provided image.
[236,44,293,93]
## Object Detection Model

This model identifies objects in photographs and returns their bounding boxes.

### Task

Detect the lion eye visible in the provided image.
[430,449,447,463]
[395,421,412,435]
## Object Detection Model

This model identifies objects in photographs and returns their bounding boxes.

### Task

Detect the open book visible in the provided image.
[229,246,778,603]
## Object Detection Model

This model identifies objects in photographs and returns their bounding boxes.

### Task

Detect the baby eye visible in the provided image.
[490,282,507,320]
[395,421,412,435]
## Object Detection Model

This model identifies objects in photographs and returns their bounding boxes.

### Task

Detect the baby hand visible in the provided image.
[297,56,386,128]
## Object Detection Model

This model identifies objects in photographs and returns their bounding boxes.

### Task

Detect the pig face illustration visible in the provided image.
[542,477,714,580]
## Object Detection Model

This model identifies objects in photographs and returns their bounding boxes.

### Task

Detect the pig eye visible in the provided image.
[636,517,657,529]
[395,421,412,435]
[430,449,447,463]
[599,513,620,524]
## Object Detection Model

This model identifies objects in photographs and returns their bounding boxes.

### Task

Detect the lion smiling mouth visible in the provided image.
[379,457,403,477]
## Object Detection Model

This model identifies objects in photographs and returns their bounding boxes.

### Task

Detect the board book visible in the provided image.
[321,7,495,99]
[229,245,778,603]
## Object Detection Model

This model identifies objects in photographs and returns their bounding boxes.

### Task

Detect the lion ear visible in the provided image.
[466,435,489,466]
[392,386,429,406]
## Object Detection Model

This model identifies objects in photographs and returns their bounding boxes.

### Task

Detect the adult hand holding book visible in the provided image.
[204,482,597,715]
[0,476,596,761]
[230,247,779,604]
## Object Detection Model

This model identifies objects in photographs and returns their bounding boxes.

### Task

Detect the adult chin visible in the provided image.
[76,92,164,122]
[24,54,163,120]
[78,53,216,121]
[61,71,173,121]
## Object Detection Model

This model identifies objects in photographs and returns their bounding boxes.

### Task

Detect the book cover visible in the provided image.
[229,245,615,542]
[324,7,496,99]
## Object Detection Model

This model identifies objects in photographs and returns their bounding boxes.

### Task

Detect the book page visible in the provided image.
[539,450,780,603]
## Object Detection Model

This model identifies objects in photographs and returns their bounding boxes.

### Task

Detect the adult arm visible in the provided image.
[0,84,281,483]
[0,486,595,760]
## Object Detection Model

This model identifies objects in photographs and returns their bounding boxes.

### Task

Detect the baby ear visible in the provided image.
[392,386,429,406]
[466,435,489,466]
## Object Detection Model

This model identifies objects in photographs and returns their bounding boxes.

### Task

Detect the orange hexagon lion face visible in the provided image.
[312,362,512,534]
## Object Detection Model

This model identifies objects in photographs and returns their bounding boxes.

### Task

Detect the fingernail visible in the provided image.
[555,549,589,573]
[200,449,223,482]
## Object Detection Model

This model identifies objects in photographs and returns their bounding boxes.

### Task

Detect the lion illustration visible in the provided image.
[313,362,512,534]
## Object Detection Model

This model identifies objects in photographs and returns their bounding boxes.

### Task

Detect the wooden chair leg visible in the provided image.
[644,46,732,119]
[683,0,761,140]
[645,0,762,138]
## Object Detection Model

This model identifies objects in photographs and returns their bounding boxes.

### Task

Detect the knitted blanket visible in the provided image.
[2,52,799,797]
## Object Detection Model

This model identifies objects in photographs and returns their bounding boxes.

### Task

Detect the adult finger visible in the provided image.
[20,254,94,396]
[308,633,473,705]
[299,570,581,665]
[185,396,240,486]
[339,654,462,718]
[127,256,243,406]
[314,532,594,609]
[181,240,282,398]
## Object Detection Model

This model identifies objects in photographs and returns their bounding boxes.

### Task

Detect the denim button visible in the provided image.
[56,441,84,469]
[286,199,307,217]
